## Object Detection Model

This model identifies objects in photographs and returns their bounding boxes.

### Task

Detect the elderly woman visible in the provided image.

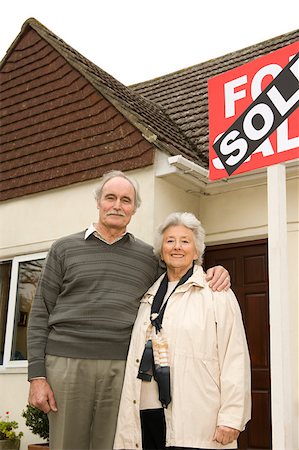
[114,212,251,450]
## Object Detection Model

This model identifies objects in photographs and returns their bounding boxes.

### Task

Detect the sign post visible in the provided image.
[208,42,299,448]
[267,163,294,448]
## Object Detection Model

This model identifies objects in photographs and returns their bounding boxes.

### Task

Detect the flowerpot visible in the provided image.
[28,445,49,450]
[0,441,20,450]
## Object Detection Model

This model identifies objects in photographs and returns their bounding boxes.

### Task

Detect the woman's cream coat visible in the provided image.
[114,265,251,449]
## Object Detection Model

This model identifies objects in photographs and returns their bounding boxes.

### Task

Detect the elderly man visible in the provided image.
[27,170,230,450]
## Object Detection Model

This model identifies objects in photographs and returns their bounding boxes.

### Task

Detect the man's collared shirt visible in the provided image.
[84,223,129,244]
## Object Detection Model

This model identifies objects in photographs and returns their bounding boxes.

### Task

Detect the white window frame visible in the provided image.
[2,252,47,369]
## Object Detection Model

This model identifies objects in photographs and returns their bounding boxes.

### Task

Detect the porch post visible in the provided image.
[267,164,294,449]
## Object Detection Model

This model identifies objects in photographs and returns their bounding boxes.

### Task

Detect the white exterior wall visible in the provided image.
[200,183,268,243]
[153,177,200,228]
[0,163,298,449]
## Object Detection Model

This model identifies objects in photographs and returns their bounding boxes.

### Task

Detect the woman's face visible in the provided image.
[161,225,198,273]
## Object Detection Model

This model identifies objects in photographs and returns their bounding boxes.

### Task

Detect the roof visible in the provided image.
[0,25,156,200]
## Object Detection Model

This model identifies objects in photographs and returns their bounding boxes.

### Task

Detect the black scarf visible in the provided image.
[137,263,195,408]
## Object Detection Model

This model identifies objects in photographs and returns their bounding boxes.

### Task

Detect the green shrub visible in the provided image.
[0,411,23,441]
[21,405,49,441]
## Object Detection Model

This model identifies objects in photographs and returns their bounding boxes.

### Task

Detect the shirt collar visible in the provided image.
[84,223,134,244]
[84,223,97,240]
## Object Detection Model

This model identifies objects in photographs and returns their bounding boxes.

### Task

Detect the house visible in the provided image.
[0,18,298,449]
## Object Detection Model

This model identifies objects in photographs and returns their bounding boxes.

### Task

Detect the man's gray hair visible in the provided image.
[94,170,141,209]
[153,212,206,264]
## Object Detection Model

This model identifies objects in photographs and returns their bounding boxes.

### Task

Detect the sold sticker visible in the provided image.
[208,42,299,180]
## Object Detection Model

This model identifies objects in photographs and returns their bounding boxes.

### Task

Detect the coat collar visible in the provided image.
[143,265,205,304]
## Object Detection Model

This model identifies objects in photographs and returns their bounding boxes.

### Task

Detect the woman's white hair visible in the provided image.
[154,212,205,264]
[94,170,141,210]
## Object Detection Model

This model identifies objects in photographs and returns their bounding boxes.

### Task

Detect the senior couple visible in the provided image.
[28,170,251,450]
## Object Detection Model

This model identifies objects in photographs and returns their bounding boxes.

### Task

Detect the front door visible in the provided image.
[204,239,271,449]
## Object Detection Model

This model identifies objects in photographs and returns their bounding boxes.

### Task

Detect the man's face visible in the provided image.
[97,177,136,231]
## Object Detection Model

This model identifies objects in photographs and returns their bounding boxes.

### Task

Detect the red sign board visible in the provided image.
[208,41,299,180]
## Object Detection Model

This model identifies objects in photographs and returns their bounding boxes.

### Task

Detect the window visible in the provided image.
[0,253,46,368]
[0,261,11,364]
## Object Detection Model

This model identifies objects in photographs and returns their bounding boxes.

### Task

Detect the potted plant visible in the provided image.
[0,411,23,450]
[21,406,49,450]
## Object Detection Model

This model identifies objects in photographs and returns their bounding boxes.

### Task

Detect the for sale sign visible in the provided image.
[208,41,299,180]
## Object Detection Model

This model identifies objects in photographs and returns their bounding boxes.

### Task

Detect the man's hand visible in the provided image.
[206,265,230,292]
[28,378,58,414]
[213,425,240,445]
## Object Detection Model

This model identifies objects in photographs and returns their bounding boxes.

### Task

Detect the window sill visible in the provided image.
[0,361,28,374]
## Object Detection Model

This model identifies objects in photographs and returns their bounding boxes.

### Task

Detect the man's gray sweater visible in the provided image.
[27,230,159,379]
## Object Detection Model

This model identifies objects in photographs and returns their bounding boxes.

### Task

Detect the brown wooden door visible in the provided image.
[204,239,272,449]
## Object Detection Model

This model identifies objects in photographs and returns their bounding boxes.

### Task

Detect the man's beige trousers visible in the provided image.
[46,355,126,450]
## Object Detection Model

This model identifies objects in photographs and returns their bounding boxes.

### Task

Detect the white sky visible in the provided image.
[1,0,298,85]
